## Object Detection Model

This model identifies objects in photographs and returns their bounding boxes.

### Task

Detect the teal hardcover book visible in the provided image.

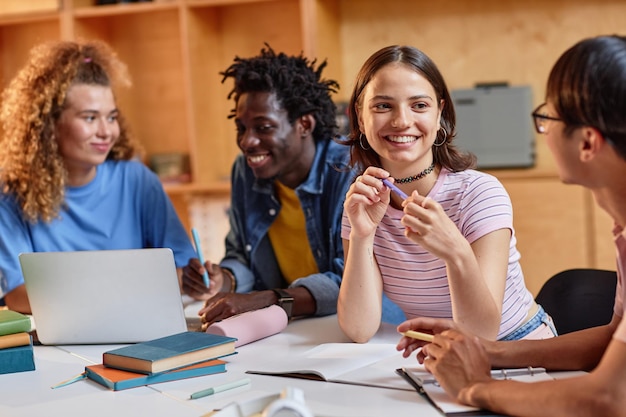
[86,359,227,391]
[103,331,237,374]
[0,310,32,336]
[0,343,36,374]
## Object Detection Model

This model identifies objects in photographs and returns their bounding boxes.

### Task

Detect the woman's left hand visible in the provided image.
[400,192,465,260]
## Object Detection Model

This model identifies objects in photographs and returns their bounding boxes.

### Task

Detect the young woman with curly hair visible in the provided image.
[0,40,195,313]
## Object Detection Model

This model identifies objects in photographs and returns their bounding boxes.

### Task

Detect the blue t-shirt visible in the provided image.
[0,160,196,297]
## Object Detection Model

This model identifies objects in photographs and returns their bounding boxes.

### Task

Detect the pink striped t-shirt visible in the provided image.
[611,226,626,343]
[341,168,534,339]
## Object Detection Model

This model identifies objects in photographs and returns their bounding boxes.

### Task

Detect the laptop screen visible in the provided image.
[20,248,188,345]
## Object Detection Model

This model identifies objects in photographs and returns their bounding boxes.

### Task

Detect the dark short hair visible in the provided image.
[547,35,626,160]
[220,44,340,143]
[344,45,475,173]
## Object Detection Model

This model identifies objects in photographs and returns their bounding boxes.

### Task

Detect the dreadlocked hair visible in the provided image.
[0,39,142,224]
[220,44,340,142]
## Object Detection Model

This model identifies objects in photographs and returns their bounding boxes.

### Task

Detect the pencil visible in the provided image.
[400,330,434,343]
[191,228,210,288]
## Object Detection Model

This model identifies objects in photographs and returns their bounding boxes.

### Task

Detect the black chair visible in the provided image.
[535,268,617,335]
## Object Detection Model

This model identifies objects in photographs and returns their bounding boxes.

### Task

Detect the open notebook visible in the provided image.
[246,342,415,391]
[20,248,187,345]
[397,366,554,415]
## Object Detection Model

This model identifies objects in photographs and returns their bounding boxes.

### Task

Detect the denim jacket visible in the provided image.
[220,139,406,323]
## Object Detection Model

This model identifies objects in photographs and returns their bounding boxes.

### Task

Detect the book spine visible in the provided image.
[0,333,32,349]
[0,317,31,336]
[0,344,36,375]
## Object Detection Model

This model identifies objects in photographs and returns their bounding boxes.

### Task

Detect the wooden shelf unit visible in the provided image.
[1,0,623,293]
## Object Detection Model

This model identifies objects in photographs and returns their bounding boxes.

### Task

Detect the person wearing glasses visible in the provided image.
[337,45,555,343]
[397,35,626,416]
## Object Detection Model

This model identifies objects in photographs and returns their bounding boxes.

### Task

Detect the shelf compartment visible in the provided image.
[73,8,190,171]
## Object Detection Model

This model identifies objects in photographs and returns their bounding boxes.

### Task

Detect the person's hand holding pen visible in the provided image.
[181,258,224,301]
[191,228,211,288]
[396,316,493,405]
[396,316,455,360]
[344,166,395,239]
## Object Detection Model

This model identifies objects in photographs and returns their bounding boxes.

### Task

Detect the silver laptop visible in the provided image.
[19,248,188,345]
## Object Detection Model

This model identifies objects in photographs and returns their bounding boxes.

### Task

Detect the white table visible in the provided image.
[0,313,447,417]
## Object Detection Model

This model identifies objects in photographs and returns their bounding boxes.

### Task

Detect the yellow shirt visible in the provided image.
[268,181,319,283]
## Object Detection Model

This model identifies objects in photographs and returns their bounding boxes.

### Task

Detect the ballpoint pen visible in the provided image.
[189,377,251,400]
[191,228,210,288]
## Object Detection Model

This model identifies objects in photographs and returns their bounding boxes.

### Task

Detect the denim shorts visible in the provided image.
[499,304,558,341]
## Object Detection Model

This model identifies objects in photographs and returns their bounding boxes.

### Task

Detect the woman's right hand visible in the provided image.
[181,258,224,300]
[344,166,392,238]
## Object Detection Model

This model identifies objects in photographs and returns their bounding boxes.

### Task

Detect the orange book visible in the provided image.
[85,359,227,391]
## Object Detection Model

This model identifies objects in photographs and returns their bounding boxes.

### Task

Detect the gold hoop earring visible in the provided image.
[359,133,370,150]
[433,128,447,147]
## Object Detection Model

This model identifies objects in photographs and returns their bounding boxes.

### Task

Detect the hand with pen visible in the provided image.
[183,228,237,300]
[396,316,492,404]
[346,166,458,261]
[183,251,290,328]
[344,167,398,239]
[182,259,265,329]
[181,258,225,300]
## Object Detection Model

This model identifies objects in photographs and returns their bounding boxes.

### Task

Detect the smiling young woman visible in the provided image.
[338,45,555,344]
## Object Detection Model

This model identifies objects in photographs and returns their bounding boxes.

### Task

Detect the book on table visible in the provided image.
[0,310,32,336]
[397,366,555,416]
[0,332,32,349]
[86,358,227,391]
[0,342,36,375]
[103,331,237,374]
[246,342,416,391]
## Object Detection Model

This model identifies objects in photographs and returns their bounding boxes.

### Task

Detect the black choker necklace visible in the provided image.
[394,163,435,184]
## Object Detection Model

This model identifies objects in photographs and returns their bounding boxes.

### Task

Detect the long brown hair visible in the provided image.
[342,45,475,174]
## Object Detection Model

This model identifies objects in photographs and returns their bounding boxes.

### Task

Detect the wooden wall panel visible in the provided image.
[501,178,589,295]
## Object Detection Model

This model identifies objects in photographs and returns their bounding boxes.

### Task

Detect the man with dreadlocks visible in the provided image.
[182,45,405,326]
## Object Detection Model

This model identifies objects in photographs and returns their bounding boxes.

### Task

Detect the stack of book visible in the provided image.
[86,331,238,391]
[0,309,35,375]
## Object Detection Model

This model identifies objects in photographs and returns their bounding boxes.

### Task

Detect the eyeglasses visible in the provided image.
[531,103,562,134]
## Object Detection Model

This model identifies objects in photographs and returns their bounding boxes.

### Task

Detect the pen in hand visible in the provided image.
[400,330,434,343]
[382,178,408,200]
[189,377,251,400]
[191,228,210,288]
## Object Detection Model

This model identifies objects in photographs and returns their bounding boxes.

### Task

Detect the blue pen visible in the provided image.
[191,228,210,288]
[381,178,408,200]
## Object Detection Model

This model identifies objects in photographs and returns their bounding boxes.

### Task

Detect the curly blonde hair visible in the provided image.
[0,39,143,224]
